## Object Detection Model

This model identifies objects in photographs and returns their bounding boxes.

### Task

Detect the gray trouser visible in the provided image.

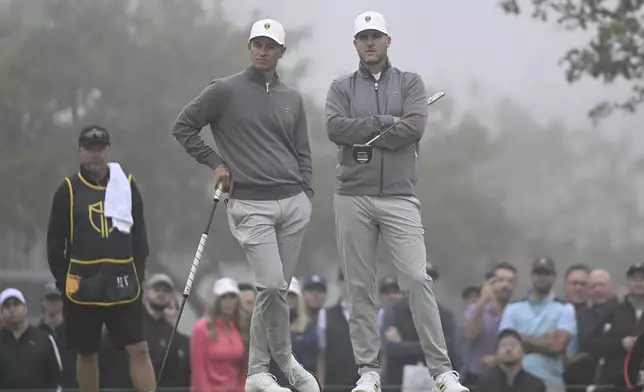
[227,191,312,375]
[334,194,452,377]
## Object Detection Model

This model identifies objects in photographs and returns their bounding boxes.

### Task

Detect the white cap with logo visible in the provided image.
[249,19,286,46]
[0,288,26,306]
[353,11,389,37]
[213,277,240,296]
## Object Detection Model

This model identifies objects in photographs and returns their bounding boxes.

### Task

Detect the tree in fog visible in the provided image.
[500,0,644,121]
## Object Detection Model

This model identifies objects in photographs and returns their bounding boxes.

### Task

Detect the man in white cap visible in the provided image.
[171,18,317,392]
[324,11,469,392]
[0,288,62,390]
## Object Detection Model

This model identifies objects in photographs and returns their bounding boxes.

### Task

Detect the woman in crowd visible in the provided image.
[271,277,320,387]
[191,277,248,392]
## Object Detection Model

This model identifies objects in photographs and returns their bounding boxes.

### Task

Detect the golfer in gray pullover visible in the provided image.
[324,11,468,392]
[171,19,318,392]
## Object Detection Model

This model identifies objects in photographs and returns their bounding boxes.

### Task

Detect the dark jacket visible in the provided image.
[476,367,546,392]
[571,299,625,387]
[0,326,61,390]
[38,321,77,389]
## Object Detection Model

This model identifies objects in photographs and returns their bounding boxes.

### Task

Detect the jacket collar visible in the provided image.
[357,57,392,79]
[243,65,280,87]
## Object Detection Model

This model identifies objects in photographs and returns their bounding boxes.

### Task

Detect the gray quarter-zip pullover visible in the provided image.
[325,60,428,196]
[171,66,313,201]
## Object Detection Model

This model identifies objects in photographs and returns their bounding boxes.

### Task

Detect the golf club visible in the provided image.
[352,91,446,164]
[155,181,225,389]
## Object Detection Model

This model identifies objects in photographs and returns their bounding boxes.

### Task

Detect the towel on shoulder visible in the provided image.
[104,162,133,234]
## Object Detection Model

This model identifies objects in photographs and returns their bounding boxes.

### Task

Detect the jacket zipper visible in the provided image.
[374,80,384,196]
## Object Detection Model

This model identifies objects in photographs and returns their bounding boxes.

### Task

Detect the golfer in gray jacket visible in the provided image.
[171,18,318,392]
[324,11,468,392]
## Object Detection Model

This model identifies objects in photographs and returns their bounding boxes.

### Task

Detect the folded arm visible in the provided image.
[380,306,424,357]
[524,304,577,357]
[521,330,572,357]
[325,80,395,146]
[372,74,429,150]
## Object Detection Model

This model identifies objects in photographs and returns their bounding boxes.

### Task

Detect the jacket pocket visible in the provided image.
[337,146,359,183]
[382,143,418,193]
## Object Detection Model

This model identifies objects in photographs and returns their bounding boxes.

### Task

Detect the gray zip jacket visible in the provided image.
[171,66,313,201]
[325,60,428,197]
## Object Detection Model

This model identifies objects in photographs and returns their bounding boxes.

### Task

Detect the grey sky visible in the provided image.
[222,0,641,133]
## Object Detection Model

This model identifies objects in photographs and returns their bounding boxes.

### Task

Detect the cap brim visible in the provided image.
[249,34,284,46]
[532,267,555,273]
[354,28,389,37]
[79,140,110,147]
[1,296,25,305]
[149,280,174,290]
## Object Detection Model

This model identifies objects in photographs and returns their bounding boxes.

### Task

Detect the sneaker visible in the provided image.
[434,371,469,392]
[351,371,381,392]
[245,373,291,392]
[281,355,320,392]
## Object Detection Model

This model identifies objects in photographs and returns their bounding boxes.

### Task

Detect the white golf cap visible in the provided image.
[213,277,240,296]
[0,288,26,306]
[249,19,285,46]
[288,277,302,295]
[353,11,389,37]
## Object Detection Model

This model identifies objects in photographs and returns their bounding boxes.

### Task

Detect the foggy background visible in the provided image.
[2,0,643,334]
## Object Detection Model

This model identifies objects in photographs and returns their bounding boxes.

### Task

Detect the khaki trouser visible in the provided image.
[227,191,312,374]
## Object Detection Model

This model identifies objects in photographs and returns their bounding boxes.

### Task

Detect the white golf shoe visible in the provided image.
[245,373,291,392]
[351,371,381,392]
[434,371,470,392]
[281,355,320,392]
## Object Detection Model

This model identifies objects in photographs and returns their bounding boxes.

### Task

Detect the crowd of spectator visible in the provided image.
[1,257,644,392]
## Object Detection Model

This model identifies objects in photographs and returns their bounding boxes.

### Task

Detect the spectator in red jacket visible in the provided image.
[190,278,249,392]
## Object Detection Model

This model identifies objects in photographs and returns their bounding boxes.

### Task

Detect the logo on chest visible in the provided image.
[89,201,114,238]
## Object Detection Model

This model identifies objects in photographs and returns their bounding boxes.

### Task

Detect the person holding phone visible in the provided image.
[462,262,517,386]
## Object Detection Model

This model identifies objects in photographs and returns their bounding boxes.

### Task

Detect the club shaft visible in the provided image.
[365,91,445,146]
[155,182,223,390]
[155,295,188,388]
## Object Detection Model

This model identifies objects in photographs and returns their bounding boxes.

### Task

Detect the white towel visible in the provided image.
[104,162,133,234]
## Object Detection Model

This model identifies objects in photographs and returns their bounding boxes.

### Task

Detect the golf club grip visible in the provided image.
[183,233,208,296]
[213,181,224,201]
